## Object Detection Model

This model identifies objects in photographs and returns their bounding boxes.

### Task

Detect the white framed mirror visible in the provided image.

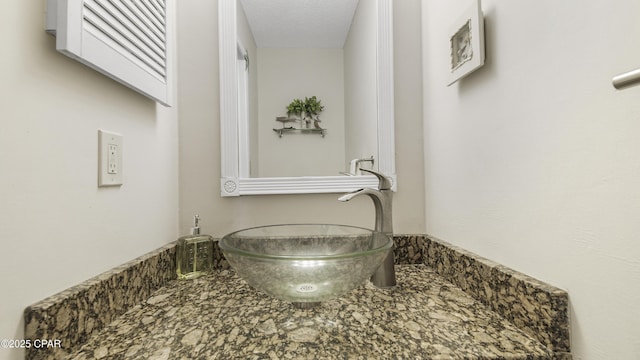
[219,0,396,196]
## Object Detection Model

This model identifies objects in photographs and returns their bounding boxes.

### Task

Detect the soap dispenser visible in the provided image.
[176,215,214,280]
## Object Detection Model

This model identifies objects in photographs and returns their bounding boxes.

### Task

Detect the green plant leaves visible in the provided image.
[286,96,325,117]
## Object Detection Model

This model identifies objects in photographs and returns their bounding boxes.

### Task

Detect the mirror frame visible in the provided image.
[219,0,396,196]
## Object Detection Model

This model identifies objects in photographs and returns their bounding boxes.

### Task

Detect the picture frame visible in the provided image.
[447,0,485,86]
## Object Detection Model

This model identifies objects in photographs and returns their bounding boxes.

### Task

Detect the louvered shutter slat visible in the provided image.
[122,0,165,38]
[102,0,166,52]
[140,0,165,27]
[48,0,172,105]
[84,0,166,65]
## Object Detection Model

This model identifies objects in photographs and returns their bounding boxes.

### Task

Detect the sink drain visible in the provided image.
[295,283,318,293]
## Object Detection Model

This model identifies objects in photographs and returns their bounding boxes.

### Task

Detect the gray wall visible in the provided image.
[422,0,640,358]
[0,2,179,359]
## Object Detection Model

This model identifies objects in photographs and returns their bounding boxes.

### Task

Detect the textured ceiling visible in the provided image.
[239,0,360,48]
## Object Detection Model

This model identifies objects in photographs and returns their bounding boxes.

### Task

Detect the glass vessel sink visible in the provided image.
[219,224,393,307]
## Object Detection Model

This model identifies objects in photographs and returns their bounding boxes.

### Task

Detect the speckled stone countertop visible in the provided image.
[66,265,554,360]
[25,235,571,359]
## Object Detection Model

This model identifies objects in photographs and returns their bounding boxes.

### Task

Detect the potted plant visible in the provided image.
[286,96,325,128]
[303,96,324,119]
[286,98,306,119]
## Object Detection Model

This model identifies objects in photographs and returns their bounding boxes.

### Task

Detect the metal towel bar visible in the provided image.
[612,68,640,90]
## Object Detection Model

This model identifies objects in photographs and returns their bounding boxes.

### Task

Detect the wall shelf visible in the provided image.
[273,117,326,137]
[273,127,326,137]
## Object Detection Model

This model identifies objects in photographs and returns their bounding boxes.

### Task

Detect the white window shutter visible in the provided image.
[46,0,173,106]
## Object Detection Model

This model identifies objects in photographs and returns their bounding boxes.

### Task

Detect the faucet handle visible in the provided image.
[360,168,393,190]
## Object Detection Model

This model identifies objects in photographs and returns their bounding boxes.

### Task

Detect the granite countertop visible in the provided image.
[65,265,554,360]
[24,235,570,359]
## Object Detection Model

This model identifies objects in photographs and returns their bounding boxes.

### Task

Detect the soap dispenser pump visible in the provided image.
[176,215,214,280]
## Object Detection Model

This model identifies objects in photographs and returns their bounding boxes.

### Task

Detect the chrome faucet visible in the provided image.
[339,156,375,176]
[338,168,396,288]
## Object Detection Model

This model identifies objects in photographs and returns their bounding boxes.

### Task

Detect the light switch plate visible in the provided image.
[98,130,123,187]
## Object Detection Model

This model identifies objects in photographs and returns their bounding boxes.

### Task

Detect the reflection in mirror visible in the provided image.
[219,0,395,196]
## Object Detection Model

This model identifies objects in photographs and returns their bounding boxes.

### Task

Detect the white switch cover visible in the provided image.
[98,130,123,187]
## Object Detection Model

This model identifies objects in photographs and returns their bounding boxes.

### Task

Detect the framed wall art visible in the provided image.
[447,0,485,86]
